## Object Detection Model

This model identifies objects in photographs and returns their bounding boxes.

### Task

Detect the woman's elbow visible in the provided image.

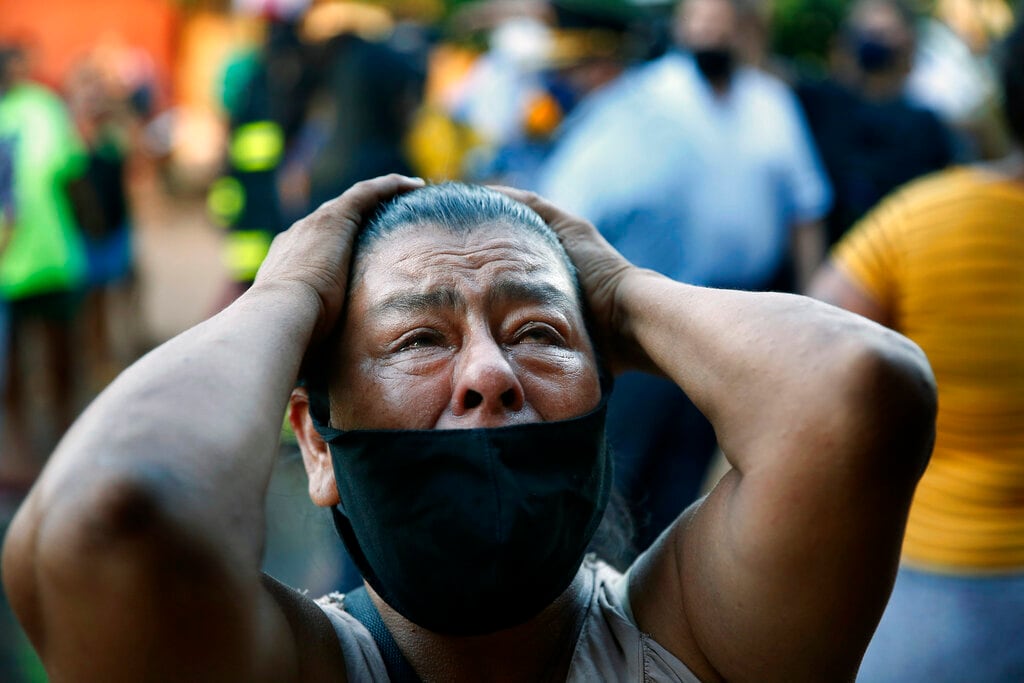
[843,333,937,482]
[5,464,203,608]
[0,473,168,656]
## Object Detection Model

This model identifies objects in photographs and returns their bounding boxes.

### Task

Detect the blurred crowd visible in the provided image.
[0,0,1022,680]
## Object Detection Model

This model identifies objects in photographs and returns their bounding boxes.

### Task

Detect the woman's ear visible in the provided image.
[289,387,340,507]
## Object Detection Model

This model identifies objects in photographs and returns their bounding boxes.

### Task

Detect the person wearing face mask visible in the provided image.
[2,175,934,681]
[535,0,832,559]
[796,0,955,247]
[540,0,832,297]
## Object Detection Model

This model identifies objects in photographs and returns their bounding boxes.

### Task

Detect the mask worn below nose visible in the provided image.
[309,392,612,636]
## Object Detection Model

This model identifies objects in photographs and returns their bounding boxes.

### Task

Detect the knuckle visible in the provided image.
[268,232,287,250]
[319,196,341,211]
[348,179,372,195]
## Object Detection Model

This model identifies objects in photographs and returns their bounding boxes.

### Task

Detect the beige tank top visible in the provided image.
[315,557,703,682]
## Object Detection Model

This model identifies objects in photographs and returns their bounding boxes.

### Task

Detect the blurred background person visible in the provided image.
[906,0,1014,160]
[64,43,152,390]
[301,8,427,209]
[797,0,955,246]
[539,0,831,294]
[207,13,314,305]
[450,0,650,186]
[535,0,832,557]
[0,44,88,475]
[445,2,554,179]
[810,13,1024,682]
[0,75,12,498]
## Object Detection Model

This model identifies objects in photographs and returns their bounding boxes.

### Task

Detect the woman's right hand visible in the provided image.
[494,187,651,373]
[252,174,424,341]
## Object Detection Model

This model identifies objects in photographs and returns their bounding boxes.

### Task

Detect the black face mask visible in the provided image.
[853,34,899,73]
[310,393,612,636]
[692,47,735,84]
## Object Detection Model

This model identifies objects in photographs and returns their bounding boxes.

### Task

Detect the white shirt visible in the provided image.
[538,52,832,290]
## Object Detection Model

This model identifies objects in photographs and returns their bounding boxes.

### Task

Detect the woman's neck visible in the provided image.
[370,570,591,683]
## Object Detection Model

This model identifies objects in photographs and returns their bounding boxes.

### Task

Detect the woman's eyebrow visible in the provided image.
[369,288,466,318]
[486,279,577,313]
[367,280,577,320]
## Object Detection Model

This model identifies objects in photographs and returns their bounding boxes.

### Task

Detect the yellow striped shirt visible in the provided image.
[834,166,1024,572]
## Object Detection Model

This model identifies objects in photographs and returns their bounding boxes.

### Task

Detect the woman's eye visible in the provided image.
[397,331,443,351]
[514,324,564,346]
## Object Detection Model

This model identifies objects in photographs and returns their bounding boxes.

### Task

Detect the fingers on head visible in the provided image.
[346,173,425,209]
[490,185,564,225]
[308,174,426,227]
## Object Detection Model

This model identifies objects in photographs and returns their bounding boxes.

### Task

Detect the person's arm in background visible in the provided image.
[808,184,909,328]
[780,83,833,293]
[809,261,891,325]
[1,175,424,683]
[500,188,935,683]
[792,218,827,292]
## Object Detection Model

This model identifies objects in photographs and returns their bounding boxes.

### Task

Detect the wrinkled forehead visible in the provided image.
[349,219,579,295]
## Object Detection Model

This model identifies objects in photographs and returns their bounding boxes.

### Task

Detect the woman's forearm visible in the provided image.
[28,280,321,563]
[615,269,935,473]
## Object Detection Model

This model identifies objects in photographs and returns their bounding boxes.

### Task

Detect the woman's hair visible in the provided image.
[353,182,577,283]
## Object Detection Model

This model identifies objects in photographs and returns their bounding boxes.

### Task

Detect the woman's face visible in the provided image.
[327,222,601,431]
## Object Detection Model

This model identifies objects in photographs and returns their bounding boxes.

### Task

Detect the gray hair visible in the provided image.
[353,182,578,284]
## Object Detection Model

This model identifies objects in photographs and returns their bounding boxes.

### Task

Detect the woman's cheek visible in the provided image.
[514,353,601,420]
[371,366,453,430]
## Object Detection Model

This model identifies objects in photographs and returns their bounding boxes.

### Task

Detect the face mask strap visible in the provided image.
[304,378,346,442]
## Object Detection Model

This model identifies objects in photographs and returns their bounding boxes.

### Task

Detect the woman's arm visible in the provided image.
[1,175,423,682]
[500,188,936,682]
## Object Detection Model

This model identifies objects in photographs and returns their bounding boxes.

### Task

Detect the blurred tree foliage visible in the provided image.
[771,0,849,73]
[434,0,847,70]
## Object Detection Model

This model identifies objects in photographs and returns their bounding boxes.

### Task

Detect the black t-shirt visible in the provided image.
[797,78,954,245]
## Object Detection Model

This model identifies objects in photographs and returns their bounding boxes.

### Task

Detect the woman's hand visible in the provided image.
[494,187,651,373]
[253,174,424,341]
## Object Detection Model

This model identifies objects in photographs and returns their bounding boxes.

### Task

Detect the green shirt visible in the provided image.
[0,82,87,299]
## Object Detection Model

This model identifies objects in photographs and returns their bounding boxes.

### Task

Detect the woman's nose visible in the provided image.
[451,336,525,420]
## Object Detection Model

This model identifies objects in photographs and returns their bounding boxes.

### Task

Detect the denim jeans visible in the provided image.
[857,565,1024,683]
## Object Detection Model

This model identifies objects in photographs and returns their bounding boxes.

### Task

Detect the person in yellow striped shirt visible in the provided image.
[809,15,1024,682]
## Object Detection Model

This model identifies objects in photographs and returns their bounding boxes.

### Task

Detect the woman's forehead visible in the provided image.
[355,221,575,284]
[342,224,581,326]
